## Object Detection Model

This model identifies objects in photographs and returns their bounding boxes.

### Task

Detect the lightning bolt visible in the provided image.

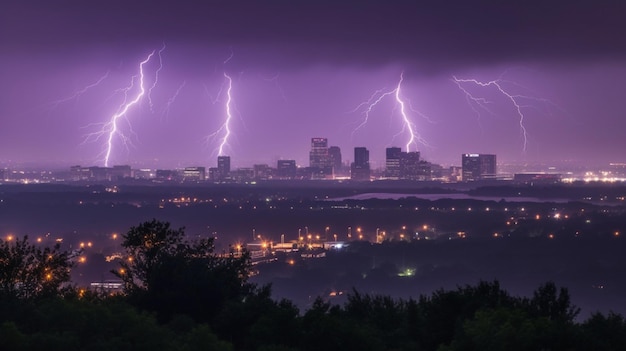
[223,49,234,64]
[50,71,110,109]
[147,44,166,113]
[452,74,558,152]
[262,73,288,102]
[351,73,429,152]
[206,73,234,157]
[162,81,186,121]
[83,50,157,167]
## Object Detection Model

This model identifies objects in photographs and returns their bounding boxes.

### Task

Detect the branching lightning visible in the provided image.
[262,73,288,102]
[351,73,429,152]
[452,74,558,152]
[147,44,166,113]
[162,81,186,120]
[50,71,110,109]
[84,50,158,167]
[206,73,234,156]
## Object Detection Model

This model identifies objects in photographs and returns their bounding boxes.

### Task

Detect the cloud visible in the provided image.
[3,0,626,72]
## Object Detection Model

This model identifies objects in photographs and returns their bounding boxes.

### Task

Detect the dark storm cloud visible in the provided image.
[3,0,626,71]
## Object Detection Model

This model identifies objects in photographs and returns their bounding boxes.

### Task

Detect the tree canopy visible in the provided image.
[0,236,75,300]
[112,219,253,323]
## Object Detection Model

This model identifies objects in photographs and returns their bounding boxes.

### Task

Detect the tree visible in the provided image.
[112,219,253,323]
[529,282,580,323]
[0,236,76,300]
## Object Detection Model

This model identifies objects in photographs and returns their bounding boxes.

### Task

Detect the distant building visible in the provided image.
[89,167,109,181]
[401,151,421,180]
[217,156,231,180]
[182,167,206,181]
[328,146,342,176]
[513,173,561,184]
[134,169,156,180]
[385,147,402,179]
[384,148,434,180]
[309,137,332,179]
[156,169,178,181]
[462,154,497,181]
[351,147,370,181]
[110,165,131,180]
[277,160,297,179]
[208,167,219,181]
[253,164,272,180]
[230,168,254,182]
[70,165,91,181]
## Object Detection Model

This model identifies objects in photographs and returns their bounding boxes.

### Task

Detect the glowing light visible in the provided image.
[351,73,429,152]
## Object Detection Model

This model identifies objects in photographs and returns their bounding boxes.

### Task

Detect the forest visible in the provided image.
[1,220,625,351]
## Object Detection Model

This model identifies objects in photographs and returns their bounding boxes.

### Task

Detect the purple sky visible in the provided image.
[2,0,626,169]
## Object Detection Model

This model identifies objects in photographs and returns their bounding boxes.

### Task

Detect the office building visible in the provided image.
[277,160,297,179]
[385,147,402,179]
[401,151,421,180]
[328,146,342,175]
[182,167,206,181]
[309,137,332,179]
[217,156,231,180]
[351,147,370,181]
[462,154,497,181]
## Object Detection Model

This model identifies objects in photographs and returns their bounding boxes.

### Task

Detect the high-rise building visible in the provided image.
[401,151,421,180]
[328,146,342,175]
[309,137,328,168]
[462,154,496,181]
[385,147,402,179]
[277,160,297,179]
[309,137,331,179]
[351,147,370,181]
[217,156,231,180]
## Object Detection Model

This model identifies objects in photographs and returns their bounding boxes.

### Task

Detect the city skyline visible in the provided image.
[2,1,626,168]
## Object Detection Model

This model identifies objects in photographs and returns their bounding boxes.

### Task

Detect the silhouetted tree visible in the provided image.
[0,236,76,300]
[580,312,626,349]
[112,219,252,323]
[416,281,518,349]
[529,281,580,323]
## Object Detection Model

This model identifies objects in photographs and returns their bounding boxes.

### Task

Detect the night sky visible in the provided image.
[2,0,626,169]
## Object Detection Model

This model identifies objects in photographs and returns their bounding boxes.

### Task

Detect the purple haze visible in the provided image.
[1,1,626,169]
